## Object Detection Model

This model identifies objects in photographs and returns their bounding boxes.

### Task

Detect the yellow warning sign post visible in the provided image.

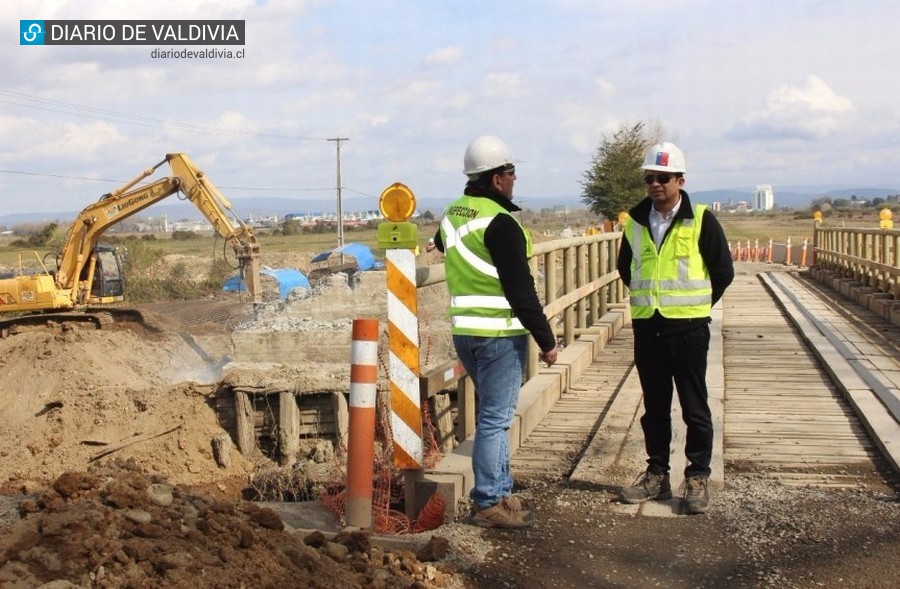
[377,183,423,471]
[377,182,418,249]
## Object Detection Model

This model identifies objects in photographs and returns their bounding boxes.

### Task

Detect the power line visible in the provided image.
[0,89,328,141]
[0,167,335,194]
[0,169,122,183]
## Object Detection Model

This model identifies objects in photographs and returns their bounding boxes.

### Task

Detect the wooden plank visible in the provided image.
[234,390,257,457]
[278,392,300,466]
[431,392,457,453]
[721,272,891,483]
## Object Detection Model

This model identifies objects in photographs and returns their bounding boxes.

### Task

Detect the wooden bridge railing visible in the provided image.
[813,226,900,299]
[414,231,625,444]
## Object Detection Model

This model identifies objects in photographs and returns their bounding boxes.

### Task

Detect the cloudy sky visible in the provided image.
[2,0,898,216]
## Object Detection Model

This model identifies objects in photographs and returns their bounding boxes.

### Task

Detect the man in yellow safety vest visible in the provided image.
[432,135,558,528]
[616,142,734,514]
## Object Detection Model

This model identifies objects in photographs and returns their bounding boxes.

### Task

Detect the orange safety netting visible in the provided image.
[316,391,448,535]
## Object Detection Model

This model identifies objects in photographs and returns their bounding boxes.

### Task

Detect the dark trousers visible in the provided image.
[633,323,712,478]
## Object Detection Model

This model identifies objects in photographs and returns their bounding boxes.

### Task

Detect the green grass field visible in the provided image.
[0,209,889,269]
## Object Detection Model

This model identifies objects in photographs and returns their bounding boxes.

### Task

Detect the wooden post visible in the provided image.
[600,241,610,316]
[278,392,300,466]
[431,392,456,453]
[564,245,576,346]
[332,391,349,456]
[576,243,587,330]
[234,390,257,457]
[456,375,476,442]
[588,240,600,325]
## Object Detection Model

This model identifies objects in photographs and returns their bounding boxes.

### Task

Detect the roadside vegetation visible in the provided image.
[0,206,889,305]
[1,118,895,303]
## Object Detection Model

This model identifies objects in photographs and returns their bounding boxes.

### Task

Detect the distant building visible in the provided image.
[752,185,775,211]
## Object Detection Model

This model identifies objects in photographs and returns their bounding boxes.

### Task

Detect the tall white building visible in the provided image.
[753,184,775,211]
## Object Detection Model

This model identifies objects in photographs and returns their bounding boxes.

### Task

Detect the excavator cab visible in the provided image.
[86,244,126,303]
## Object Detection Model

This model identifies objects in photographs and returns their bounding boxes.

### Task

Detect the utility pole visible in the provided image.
[327,137,349,248]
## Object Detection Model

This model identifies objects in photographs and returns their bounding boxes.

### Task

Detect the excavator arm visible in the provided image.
[4,153,260,315]
[164,153,261,303]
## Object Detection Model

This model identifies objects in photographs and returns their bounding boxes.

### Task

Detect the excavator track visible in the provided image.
[0,308,162,338]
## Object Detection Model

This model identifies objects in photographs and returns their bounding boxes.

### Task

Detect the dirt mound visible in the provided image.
[0,460,459,588]
[0,324,253,488]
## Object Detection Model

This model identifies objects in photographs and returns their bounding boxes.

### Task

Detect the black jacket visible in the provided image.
[616,190,734,335]
[433,188,556,353]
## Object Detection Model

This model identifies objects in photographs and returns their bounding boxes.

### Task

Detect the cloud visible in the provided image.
[481,72,526,98]
[423,46,462,67]
[728,75,854,140]
[594,78,616,97]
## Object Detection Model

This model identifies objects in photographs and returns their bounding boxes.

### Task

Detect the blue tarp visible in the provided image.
[223,267,310,299]
[310,242,382,270]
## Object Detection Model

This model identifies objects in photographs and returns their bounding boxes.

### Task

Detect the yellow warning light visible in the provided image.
[813,210,823,222]
[617,211,629,225]
[379,183,416,222]
[880,207,894,230]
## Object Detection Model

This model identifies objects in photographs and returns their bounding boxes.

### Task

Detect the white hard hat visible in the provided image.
[463,135,513,177]
[642,142,686,174]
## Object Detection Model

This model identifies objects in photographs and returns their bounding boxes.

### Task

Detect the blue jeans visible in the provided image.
[453,333,528,508]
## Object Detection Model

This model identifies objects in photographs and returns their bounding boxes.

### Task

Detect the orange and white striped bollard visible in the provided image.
[346,318,379,529]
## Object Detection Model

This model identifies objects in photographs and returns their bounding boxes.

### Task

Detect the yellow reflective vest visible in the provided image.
[624,204,713,319]
[439,196,532,337]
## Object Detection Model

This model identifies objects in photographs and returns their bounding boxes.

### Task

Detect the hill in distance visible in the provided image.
[2,186,897,227]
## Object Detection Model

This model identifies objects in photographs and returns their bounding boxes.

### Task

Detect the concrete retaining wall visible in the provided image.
[808,268,900,328]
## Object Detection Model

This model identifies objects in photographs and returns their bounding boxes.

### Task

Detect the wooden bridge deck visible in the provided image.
[722,271,895,487]
[513,268,899,514]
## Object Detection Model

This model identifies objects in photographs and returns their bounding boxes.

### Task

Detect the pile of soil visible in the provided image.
[0,269,468,588]
[0,459,460,588]
[0,324,254,489]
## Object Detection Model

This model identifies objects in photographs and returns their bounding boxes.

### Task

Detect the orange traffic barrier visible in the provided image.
[800,237,809,267]
[346,318,379,529]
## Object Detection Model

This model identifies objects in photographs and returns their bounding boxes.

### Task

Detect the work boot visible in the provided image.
[469,497,535,529]
[502,495,525,512]
[683,475,710,514]
[619,470,672,504]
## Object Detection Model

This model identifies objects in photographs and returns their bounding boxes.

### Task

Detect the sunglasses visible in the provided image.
[644,174,677,185]
[502,166,516,176]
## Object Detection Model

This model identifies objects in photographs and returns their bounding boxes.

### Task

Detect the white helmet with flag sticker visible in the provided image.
[642,142,686,174]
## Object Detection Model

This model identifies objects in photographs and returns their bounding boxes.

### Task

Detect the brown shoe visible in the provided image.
[469,498,535,528]
[502,495,525,512]
[620,470,672,504]
[683,476,710,514]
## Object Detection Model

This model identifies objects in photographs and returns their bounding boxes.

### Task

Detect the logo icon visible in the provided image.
[20,20,45,45]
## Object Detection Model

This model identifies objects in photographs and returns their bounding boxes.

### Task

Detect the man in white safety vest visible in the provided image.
[432,135,558,528]
[616,142,734,514]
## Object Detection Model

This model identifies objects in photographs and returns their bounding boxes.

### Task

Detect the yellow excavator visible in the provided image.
[0,153,261,332]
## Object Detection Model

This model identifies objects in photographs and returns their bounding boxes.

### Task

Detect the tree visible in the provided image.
[581,123,649,219]
[281,219,303,236]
